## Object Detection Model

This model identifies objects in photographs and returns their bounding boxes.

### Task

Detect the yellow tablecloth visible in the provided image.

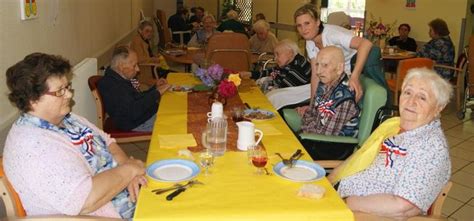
[134,73,354,221]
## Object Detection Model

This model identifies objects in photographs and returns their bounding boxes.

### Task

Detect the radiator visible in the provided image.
[72,58,98,125]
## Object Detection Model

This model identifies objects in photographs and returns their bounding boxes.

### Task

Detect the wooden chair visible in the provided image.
[206,32,252,71]
[433,49,468,112]
[387,58,434,105]
[154,9,172,49]
[87,75,151,143]
[0,157,121,220]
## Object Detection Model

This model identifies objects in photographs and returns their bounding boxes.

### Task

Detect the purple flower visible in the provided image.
[207,64,223,81]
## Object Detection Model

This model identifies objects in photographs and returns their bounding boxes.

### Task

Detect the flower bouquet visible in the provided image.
[365,14,397,47]
[194,64,241,104]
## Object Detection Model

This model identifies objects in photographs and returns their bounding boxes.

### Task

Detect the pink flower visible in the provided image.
[217,80,237,98]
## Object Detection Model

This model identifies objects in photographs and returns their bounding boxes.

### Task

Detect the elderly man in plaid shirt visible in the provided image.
[296,46,360,137]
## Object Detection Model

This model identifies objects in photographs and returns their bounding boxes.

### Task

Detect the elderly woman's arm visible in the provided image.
[80,161,144,214]
[346,194,421,219]
[349,37,373,102]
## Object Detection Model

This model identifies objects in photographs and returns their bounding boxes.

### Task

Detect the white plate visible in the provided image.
[146,159,200,182]
[273,160,326,182]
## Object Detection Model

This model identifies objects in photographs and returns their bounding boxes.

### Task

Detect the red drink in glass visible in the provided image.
[252,156,268,168]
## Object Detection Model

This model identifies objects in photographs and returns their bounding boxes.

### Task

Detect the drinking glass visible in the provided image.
[251,147,268,175]
[232,106,244,122]
[199,150,214,175]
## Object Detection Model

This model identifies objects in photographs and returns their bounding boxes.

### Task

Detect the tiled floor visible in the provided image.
[124,101,474,220]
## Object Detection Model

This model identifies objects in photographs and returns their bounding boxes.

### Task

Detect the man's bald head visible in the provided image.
[315,46,345,85]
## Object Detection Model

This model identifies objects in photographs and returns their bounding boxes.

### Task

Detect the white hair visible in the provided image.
[275,39,300,56]
[227,10,238,19]
[252,20,270,32]
[402,67,453,108]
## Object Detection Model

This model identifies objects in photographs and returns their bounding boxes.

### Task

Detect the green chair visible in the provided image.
[282,75,387,160]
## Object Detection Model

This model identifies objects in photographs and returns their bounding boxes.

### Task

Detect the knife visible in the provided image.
[165,180,203,200]
[166,187,187,201]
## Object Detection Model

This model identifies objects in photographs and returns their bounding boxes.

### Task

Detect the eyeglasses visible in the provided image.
[45,82,72,97]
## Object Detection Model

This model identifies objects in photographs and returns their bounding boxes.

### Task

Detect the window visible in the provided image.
[321,0,365,27]
[235,0,253,24]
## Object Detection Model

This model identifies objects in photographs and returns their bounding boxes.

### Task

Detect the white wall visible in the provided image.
[0,0,153,152]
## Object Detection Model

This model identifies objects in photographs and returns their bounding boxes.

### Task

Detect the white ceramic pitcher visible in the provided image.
[236,121,263,151]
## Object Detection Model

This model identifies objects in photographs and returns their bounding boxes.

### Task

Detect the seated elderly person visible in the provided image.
[188,14,219,48]
[249,20,278,54]
[98,45,170,132]
[329,68,452,220]
[217,10,248,37]
[130,20,169,83]
[240,39,311,90]
[417,18,455,79]
[4,53,146,219]
[296,46,359,137]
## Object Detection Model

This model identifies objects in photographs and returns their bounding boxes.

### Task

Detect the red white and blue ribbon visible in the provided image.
[317,100,336,117]
[67,127,95,156]
[380,138,407,168]
[130,78,141,92]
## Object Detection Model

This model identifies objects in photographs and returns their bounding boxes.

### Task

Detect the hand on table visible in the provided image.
[156,79,171,95]
[239,71,251,79]
[127,175,147,203]
[296,105,309,117]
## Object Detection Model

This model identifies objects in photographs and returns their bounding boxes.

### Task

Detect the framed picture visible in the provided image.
[406,0,416,9]
[20,0,38,20]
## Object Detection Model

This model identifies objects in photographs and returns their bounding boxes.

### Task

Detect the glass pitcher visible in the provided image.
[202,117,227,156]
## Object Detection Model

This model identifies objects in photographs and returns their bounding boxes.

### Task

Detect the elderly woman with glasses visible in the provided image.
[3,53,146,219]
[329,68,452,220]
[249,20,278,54]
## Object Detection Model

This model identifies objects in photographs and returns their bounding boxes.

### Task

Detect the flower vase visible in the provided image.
[208,88,227,106]
[378,38,386,50]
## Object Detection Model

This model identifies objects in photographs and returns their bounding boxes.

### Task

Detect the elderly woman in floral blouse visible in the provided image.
[417,18,455,79]
[329,68,452,220]
[3,53,146,219]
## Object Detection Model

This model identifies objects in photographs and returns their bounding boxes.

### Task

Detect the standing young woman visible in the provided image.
[294,4,375,103]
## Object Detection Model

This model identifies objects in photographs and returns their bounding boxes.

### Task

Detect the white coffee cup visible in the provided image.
[207,102,223,120]
[388,47,395,55]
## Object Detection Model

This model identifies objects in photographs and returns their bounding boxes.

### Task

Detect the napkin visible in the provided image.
[158,134,197,149]
[254,124,282,136]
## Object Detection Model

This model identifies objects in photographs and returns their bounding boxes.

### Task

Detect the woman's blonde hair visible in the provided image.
[402,68,453,108]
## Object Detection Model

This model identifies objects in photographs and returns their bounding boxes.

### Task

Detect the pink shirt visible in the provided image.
[3,113,121,218]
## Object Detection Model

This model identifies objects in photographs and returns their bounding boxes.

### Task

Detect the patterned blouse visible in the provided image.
[338,119,451,213]
[5,113,135,219]
[417,36,455,79]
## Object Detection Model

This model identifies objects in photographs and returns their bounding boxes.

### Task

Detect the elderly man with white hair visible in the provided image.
[249,20,278,53]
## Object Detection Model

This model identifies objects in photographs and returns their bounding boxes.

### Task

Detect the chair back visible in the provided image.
[0,157,27,218]
[154,9,172,49]
[357,76,388,146]
[87,75,106,129]
[428,181,452,216]
[206,32,251,71]
[392,58,434,104]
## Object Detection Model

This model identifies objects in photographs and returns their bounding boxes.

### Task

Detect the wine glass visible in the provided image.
[199,150,214,175]
[251,147,268,175]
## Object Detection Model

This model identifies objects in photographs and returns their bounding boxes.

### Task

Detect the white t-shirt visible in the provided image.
[306,24,357,75]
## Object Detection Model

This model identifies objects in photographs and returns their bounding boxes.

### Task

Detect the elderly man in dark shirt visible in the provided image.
[98,46,170,131]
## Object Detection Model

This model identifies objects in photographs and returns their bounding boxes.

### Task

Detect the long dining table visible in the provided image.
[133,73,354,221]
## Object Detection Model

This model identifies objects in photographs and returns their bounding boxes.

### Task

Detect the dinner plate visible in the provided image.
[146,159,200,182]
[170,85,193,92]
[273,160,326,182]
[243,109,275,120]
